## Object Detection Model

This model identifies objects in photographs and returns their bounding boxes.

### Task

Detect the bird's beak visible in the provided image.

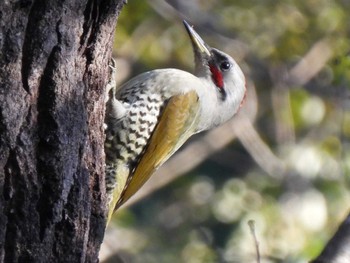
[183,20,211,58]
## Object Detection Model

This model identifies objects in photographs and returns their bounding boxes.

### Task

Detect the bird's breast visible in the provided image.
[105,89,165,169]
[105,68,204,167]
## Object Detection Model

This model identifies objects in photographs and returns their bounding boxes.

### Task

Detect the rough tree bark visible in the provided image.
[0,0,125,262]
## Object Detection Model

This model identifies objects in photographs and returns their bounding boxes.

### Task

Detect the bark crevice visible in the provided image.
[0,0,125,261]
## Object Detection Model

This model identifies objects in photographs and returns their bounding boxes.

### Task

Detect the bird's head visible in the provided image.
[183,20,246,129]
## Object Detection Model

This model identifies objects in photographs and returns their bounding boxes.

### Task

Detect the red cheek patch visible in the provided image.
[209,64,224,89]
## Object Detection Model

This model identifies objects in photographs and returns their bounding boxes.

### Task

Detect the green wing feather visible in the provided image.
[115,90,200,210]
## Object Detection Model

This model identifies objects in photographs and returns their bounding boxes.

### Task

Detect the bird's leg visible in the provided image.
[105,58,117,102]
[105,58,127,126]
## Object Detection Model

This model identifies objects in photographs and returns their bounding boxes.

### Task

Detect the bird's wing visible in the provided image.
[115,90,200,209]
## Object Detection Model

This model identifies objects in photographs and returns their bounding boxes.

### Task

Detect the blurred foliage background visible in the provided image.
[101,0,350,262]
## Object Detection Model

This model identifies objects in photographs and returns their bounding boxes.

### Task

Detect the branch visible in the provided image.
[311,212,350,263]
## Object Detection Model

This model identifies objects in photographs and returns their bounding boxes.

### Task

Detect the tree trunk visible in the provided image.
[0,0,125,262]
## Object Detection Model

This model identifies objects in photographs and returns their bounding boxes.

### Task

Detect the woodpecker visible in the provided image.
[105,20,246,223]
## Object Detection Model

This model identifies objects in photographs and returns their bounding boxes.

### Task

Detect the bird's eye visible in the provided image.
[220,61,231,71]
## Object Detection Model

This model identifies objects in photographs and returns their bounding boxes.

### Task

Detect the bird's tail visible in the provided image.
[106,163,129,225]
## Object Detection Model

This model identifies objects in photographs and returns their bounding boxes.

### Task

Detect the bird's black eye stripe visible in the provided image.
[220,61,231,71]
[218,86,227,101]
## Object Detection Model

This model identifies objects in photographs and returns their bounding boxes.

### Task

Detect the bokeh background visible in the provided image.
[101,1,350,262]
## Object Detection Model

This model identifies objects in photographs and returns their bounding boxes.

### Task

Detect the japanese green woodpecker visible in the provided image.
[105,21,246,223]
